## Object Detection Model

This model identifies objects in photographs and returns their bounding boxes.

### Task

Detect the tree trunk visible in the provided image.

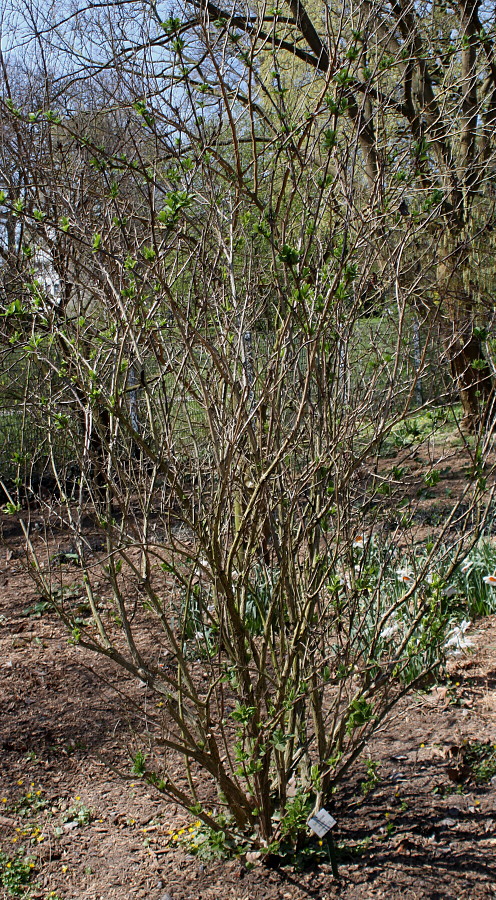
[437,242,492,432]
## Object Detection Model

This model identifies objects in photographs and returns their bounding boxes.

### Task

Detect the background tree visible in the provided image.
[160,0,496,430]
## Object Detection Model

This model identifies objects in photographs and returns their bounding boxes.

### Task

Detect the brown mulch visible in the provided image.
[1,494,496,898]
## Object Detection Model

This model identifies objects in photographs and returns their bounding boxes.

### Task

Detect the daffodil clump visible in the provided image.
[340,535,496,677]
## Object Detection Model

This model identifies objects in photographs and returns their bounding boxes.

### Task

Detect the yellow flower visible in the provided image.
[75,795,80,801]
[62,865,68,873]
[17,780,23,786]
[1,797,8,803]
[29,862,35,869]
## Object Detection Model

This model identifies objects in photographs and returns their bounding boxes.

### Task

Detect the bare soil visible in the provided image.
[1,435,496,900]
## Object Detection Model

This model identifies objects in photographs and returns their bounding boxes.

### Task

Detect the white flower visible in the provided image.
[396,569,415,585]
[483,574,496,586]
[442,585,457,598]
[444,619,473,656]
[380,623,400,640]
[460,561,473,575]
[353,535,365,549]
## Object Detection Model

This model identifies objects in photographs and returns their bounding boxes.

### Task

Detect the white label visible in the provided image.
[307,808,337,837]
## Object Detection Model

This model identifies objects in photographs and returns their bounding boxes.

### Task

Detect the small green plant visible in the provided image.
[20,600,52,618]
[464,740,496,783]
[360,759,381,796]
[278,790,313,841]
[432,782,466,797]
[14,788,47,818]
[131,750,147,776]
[339,835,372,857]
[61,800,93,826]
[170,817,239,860]
[0,851,35,897]
[423,469,441,487]
[188,823,232,859]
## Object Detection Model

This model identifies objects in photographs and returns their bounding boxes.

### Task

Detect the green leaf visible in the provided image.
[3,299,23,315]
[44,110,62,124]
[279,244,299,266]
[346,697,374,733]
[161,16,182,34]
[323,128,337,150]
[141,245,156,260]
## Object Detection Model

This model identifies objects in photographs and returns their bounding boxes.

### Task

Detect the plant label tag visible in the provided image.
[307,808,336,837]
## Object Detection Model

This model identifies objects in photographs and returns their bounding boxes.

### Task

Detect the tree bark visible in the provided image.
[437,243,493,431]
